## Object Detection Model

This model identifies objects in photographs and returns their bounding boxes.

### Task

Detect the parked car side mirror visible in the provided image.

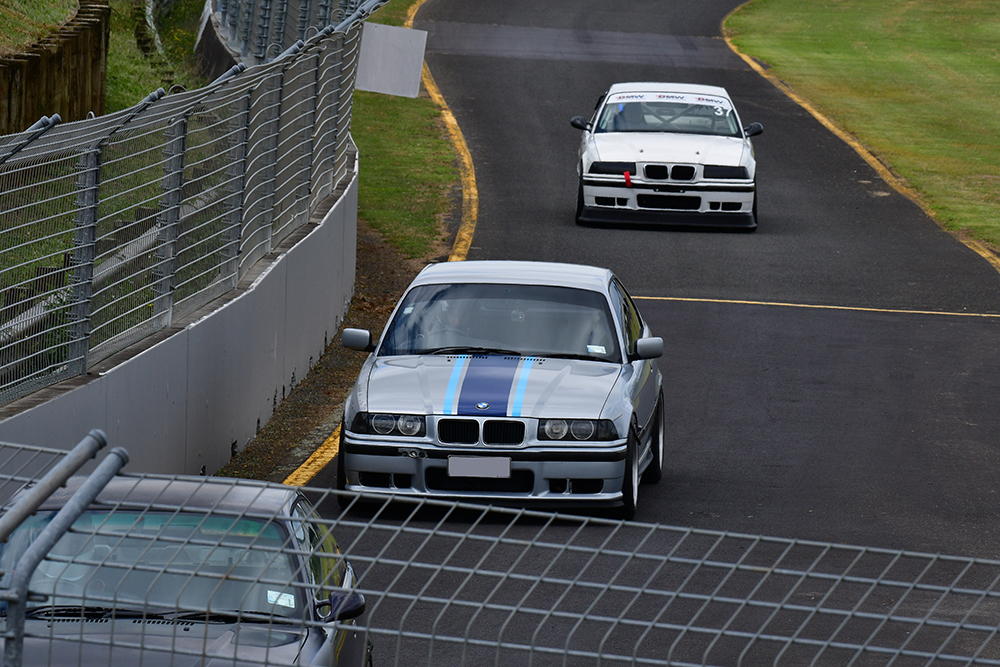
[570,116,591,131]
[317,590,366,622]
[342,328,374,352]
[633,337,663,360]
[743,122,764,137]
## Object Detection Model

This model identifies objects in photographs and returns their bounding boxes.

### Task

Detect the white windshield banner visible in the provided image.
[606,92,733,110]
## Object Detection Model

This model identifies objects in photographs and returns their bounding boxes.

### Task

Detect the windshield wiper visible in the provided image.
[426,346,521,356]
[539,352,609,362]
[25,605,119,620]
[169,609,296,624]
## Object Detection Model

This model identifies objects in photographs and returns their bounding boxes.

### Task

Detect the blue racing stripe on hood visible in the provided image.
[443,356,469,415]
[510,357,536,417]
[456,356,521,416]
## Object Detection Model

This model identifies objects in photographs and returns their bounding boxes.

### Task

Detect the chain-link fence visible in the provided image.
[0,0,386,408]
[3,434,1000,666]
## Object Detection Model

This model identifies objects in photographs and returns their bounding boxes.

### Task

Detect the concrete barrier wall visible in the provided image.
[0,165,357,474]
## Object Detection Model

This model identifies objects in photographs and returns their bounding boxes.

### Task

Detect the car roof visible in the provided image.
[410,261,614,294]
[27,475,298,515]
[605,81,731,100]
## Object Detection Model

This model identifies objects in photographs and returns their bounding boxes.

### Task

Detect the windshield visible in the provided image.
[0,510,304,619]
[379,283,621,362]
[595,91,741,137]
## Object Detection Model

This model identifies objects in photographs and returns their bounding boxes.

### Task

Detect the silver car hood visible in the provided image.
[15,619,309,667]
[364,355,621,419]
[593,133,746,166]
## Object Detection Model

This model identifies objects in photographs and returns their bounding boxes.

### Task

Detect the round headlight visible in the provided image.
[570,420,596,440]
[371,414,396,435]
[397,415,422,436]
[544,419,568,440]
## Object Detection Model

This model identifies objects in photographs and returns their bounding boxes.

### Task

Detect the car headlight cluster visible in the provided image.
[350,412,426,437]
[538,419,618,441]
[588,161,636,176]
[703,165,749,179]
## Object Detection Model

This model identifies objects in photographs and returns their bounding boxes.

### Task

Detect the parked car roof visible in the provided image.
[25,475,296,516]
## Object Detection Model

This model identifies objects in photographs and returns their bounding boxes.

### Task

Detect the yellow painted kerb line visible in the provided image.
[407,0,479,262]
[283,426,341,486]
[285,2,479,486]
[634,295,1000,319]
[722,5,1000,277]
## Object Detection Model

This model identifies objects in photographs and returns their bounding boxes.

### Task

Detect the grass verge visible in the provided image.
[354,0,459,259]
[0,0,77,55]
[724,0,1000,247]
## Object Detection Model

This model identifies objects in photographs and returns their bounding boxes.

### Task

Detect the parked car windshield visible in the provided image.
[595,91,741,137]
[0,510,304,619]
[379,283,622,362]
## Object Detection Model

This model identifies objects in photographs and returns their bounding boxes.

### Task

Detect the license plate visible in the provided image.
[447,456,511,478]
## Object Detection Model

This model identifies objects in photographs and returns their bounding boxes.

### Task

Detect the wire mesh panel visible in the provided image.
[272,50,321,246]
[0,441,69,507]
[0,0,389,406]
[6,468,1000,667]
[0,149,81,403]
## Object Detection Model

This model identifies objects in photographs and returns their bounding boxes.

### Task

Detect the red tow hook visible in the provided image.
[623,171,632,187]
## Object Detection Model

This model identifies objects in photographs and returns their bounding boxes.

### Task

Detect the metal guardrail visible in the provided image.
[0,0,387,407]
[1,436,1000,666]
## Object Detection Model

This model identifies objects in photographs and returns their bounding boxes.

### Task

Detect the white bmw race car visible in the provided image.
[571,82,763,231]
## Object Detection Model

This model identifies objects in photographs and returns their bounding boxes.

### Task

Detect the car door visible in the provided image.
[610,278,659,440]
[291,500,369,667]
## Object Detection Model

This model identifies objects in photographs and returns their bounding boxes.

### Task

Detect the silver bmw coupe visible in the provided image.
[339,261,664,519]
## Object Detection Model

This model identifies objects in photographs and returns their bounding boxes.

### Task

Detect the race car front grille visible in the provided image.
[483,420,525,445]
[644,165,669,180]
[438,419,479,444]
[637,194,701,210]
[426,468,534,493]
[671,165,696,180]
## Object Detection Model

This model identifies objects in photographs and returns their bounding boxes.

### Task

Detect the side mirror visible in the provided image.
[317,590,366,622]
[342,328,374,352]
[570,116,591,131]
[633,337,663,360]
[743,122,764,138]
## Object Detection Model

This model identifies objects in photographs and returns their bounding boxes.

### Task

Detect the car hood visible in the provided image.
[13,619,310,667]
[593,133,746,166]
[363,355,621,419]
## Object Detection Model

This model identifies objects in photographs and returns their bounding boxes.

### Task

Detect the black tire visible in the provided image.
[642,392,664,484]
[336,423,351,510]
[618,428,639,520]
[575,178,584,225]
[748,186,759,233]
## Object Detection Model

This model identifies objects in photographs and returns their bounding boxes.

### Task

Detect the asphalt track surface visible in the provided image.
[323,0,1000,563]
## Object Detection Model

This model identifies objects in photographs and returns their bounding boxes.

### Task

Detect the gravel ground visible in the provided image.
[216,218,450,483]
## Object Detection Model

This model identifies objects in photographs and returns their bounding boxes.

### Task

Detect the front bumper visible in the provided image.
[580,180,756,230]
[340,437,628,507]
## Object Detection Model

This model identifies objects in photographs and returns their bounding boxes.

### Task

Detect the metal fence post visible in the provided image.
[0,115,60,167]
[225,92,252,282]
[316,0,331,29]
[0,430,106,546]
[295,0,311,42]
[311,30,343,206]
[227,0,240,46]
[240,0,254,57]
[0,446,129,667]
[67,148,102,375]
[152,116,188,328]
[253,0,273,63]
[274,0,291,52]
